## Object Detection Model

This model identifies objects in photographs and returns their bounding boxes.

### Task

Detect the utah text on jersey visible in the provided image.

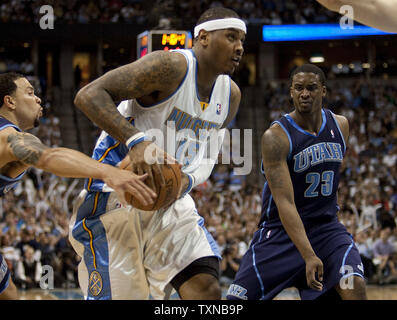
[293,142,344,173]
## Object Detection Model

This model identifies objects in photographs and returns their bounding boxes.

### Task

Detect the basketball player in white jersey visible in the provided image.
[316,0,397,32]
[71,7,245,299]
[0,72,156,299]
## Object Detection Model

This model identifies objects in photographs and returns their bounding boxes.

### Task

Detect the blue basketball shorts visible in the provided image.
[227,218,364,300]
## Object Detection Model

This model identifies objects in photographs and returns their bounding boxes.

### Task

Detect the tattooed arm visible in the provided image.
[74,50,186,188]
[0,128,156,206]
[262,124,323,291]
[74,50,187,144]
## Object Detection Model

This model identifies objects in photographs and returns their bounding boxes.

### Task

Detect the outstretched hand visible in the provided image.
[103,166,157,207]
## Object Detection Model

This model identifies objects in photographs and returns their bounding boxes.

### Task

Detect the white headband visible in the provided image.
[194,18,247,38]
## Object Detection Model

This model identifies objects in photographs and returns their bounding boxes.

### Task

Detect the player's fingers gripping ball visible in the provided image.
[119,157,181,211]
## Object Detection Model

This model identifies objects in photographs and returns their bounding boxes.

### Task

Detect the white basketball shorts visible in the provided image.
[69,190,220,300]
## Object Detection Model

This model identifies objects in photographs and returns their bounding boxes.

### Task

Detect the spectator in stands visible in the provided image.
[372,226,397,284]
[14,245,42,289]
[15,228,40,260]
[220,241,241,287]
[355,230,375,282]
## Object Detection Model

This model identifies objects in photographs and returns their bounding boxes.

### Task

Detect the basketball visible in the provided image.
[119,157,182,211]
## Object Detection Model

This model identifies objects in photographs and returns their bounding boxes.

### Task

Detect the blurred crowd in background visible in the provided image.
[0,0,340,27]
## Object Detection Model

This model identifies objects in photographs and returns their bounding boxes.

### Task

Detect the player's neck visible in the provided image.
[192,47,220,99]
[291,109,323,135]
[0,110,19,128]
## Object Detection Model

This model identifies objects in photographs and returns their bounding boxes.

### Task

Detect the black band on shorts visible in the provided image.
[170,256,220,292]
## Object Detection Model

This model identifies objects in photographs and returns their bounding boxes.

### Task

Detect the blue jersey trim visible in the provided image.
[190,49,217,107]
[340,272,364,280]
[0,171,26,182]
[340,240,354,274]
[285,109,327,137]
[194,209,221,258]
[329,111,346,153]
[340,239,364,279]
[0,124,21,132]
[226,77,232,126]
[266,194,273,220]
[272,120,292,159]
[251,228,266,300]
[135,50,189,108]
[72,192,112,299]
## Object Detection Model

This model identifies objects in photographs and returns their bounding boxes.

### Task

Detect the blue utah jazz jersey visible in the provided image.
[259,109,346,227]
[0,117,26,196]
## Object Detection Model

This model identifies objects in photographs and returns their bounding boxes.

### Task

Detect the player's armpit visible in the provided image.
[7,131,48,166]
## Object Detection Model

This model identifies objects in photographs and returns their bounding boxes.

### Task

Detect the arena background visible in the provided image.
[0,0,396,300]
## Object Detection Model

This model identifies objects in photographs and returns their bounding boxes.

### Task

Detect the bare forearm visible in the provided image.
[278,203,316,260]
[74,86,140,144]
[36,147,111,180]
[262,128,315,259]
[8,131,110,179]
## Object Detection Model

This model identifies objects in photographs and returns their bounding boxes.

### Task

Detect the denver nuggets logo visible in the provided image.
[89,271,103,296]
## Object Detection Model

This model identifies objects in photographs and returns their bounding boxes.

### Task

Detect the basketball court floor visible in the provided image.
[17,285,397,300]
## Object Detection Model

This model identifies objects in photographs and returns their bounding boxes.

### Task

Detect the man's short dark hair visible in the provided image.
[290,64,326,86]
[196,7,240,25]
[0,72,24,108]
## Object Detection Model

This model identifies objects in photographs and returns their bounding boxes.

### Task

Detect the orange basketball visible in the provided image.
[119,158,181,211]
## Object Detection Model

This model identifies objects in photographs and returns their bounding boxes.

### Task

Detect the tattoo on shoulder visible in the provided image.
[142,52,185,89]
[263,131,287,163]
[113,51,185,100]
[7,133,47,165]
[262,131,289,189]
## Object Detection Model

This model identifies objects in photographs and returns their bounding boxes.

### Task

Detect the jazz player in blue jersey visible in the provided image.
[227,64,367,300]
[0,72,156,299]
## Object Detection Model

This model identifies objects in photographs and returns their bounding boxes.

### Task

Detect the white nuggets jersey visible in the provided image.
[86,49,231,192]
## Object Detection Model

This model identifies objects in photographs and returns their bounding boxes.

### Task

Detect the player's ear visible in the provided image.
[3,95,16,110]
[322,85,327,97]
[197,30,209,47]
